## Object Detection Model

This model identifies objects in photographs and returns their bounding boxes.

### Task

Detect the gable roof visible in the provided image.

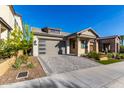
[77,27,99,37]
[67,27,99,38]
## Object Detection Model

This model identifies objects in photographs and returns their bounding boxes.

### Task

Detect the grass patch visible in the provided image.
[98,59,121,65]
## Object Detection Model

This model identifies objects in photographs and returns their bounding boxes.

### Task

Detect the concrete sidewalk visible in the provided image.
[1,62,124,88]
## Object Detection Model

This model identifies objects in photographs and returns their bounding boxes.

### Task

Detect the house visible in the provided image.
[0,5,120,57]
[32,27,120,56]
[0,5,23,40]
[32,27,69,56]
[99,35,120,53]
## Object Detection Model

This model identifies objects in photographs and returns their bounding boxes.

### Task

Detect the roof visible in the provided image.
[100,35,120,40]
[32,27,70,37]
[67,27,99,38]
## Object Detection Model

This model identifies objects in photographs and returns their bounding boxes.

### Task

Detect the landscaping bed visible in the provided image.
[81,51,124,65]
[98,59,121,65]
[0,56,46,85]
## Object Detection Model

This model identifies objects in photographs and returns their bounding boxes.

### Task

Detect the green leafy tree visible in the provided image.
[22,24,33,55]
[9,26,23,57]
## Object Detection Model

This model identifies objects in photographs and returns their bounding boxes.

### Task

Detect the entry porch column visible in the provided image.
[87,39,90,53]
[66,39,70,54]
[76,37,81,56]
[96,39,99,53]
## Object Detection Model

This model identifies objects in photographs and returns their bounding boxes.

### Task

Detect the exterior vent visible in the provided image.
[16,71,29,79]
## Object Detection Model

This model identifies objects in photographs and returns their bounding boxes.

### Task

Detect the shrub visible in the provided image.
[107,53,113,58]
[18,55,28,64]
[27,62,34,68]
[119,54,124,59]
[115,53,121,59]
[87,51,100,60]
[120,46,124,53]
[12,57,23,69]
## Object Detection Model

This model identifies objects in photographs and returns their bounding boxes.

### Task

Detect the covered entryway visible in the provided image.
[66,28,99,56]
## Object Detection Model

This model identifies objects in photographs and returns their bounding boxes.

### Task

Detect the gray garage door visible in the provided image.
[38,39,66,55]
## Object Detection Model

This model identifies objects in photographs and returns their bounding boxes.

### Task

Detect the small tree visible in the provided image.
[22,24,33,55]
[9,26,23,57]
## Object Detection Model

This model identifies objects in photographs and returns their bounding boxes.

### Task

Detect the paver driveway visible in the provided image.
[38,55,101,74]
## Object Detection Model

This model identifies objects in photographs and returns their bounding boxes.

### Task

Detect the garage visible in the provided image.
[38,39,66,56]
[32,27,69,56]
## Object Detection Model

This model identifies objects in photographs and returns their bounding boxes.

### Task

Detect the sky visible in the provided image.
[14,5,124,37]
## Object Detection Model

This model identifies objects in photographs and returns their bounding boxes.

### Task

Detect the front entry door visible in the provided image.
[90,45,94,52]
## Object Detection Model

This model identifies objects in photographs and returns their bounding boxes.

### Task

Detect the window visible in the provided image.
[50,29,60,34]
[39,39,46,54]
[39,48,46,50]
[81,40,87,48]
[39,44,46,46]
[39,52,46,54]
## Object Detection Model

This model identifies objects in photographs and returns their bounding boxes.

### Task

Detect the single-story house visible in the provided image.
[0,5,23,40]
[32,27,120,56]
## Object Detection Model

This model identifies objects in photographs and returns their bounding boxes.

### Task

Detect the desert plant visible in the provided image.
[19,55,28,64]
[12,57,23,69]
[27,62,34,68]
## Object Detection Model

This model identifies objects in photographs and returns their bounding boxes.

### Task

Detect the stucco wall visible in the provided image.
[0,57,16,76]
[0,5,15,29]
[33,36,39,56]
[1,30,8,40]
[14,15,23,31]
[0,5,23,40]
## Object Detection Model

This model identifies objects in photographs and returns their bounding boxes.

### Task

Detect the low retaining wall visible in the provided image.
[0,57,16,76]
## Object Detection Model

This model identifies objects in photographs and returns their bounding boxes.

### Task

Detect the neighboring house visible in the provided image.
[99,35,120,53]
[32,27,121,56]
[0,5,23,40]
